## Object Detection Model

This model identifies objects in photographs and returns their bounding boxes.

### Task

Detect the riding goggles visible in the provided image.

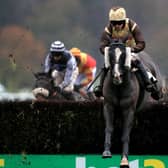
[111,20,125,26]
[51,51,63,57]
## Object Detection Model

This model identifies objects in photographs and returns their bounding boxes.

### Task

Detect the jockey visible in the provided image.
[43,41,79,93]
[94,6,161,100]
[70,47,97,94]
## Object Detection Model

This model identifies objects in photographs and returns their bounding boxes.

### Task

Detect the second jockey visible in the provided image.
[70,47,97,95]
[43,41,79,96]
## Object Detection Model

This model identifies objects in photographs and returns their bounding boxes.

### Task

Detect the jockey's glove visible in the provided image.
[74,84,83,92]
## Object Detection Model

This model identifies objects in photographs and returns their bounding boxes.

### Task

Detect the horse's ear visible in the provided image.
[34,72,44,79]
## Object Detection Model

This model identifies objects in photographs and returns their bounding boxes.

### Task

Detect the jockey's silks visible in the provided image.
[105,18,136,48]
[77,52,96,86]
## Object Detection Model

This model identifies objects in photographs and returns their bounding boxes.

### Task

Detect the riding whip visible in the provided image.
[87,68,104,91]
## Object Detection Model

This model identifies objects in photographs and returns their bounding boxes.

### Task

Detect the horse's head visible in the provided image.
[105,40,129,85]
[32,72,53,99]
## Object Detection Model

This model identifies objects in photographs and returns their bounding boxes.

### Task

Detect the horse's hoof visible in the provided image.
[120,166,129,168]
[102,150,112,158]
[120,156,129,168]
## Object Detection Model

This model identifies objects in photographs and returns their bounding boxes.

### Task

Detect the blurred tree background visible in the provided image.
[0,0,168,91]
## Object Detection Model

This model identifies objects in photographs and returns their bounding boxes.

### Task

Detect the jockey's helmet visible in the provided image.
[50,41,65,59]
[50,41,65,55]
[109,6,126,21]
[70,47,81,57]
[70,47,81,66]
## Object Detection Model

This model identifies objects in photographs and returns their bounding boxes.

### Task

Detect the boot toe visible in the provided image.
[151,91,162,100]
[93,86,103,97]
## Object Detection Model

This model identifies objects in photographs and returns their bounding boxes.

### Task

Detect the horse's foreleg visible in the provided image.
[102,102,114,158]
[119,106,134,168]
[121,107,135,158]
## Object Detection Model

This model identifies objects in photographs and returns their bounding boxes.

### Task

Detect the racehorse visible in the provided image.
[102,40,163,167]
[32,72,87,101]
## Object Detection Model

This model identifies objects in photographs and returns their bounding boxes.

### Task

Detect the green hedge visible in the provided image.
[0,100,167,154]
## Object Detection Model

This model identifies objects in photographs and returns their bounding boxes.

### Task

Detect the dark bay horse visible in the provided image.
[102,40,163,167]
[32,72,66,100]
[32,72,86,101]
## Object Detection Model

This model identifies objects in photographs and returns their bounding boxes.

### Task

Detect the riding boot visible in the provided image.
[94,67,108,97]
[132,59,161,100]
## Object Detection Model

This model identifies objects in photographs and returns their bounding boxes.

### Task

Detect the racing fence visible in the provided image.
[0,100,168,154]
